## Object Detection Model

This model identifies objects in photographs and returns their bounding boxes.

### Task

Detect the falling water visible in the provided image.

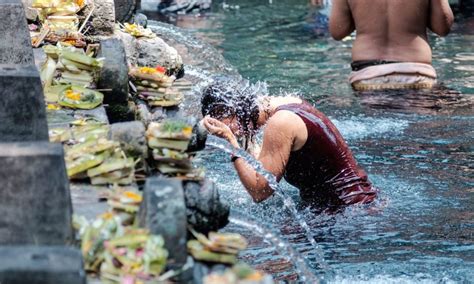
[205,136,330,275]
[229,212,318,282]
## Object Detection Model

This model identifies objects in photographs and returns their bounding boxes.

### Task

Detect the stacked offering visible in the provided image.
[104,187,143,225]
[85,150,135,186]
[49,117,108,143]
[41,44,104,110]
[29,0,88,47]
[129,66,184,107]
[204,263,274,284]
[74,215,168,282]
[187,230,248,265]
[100,229,168,283]
[146,120,198,177]
[52,118,136,186]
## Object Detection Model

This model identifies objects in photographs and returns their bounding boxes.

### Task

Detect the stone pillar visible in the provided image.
[97,38,130,106]
[139,177,188,267]
[0,246,86,284]
[0,142,74,245]
[0,0,34,65]
[0,65,48,142]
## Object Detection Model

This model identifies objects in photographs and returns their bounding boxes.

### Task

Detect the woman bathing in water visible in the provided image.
[201,80,377,207]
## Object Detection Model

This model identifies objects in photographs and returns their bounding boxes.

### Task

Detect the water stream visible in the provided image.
[229,212,318,282]
[205,135,328,278]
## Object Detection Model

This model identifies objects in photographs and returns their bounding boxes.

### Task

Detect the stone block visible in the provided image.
[0,0,35,65]
[0,142,73,245]
[110,121,148,159]
[0,246,86,284]
[184,180,229,235]
[139,177,188,267]
[0,64,48,142]
[97,38,130,106]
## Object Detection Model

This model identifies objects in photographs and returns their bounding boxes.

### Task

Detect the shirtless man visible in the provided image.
[330,0,454,91]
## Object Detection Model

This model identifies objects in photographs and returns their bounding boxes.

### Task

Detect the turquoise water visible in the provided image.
[152,1,473,282]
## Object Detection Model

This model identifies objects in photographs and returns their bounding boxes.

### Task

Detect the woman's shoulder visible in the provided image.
[275,98,318,113]
[268,109,307,133]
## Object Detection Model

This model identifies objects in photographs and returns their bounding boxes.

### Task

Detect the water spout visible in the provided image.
[205,136,330,275]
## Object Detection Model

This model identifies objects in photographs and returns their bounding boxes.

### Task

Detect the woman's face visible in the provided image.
[220,116,244,137]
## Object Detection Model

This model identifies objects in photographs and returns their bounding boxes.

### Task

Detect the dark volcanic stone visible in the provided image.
[110,121,148,159]
[0,142,74,245]
[0,65,48,142]
[115,0,139,23]
[0,0,35,65]
[0,246,86,284]
[184,180,229,234]
[139,177,188,267]
[97,38,130,106]
[186,122,208,153]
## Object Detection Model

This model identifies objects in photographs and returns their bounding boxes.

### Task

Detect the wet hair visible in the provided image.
[201,78,264,137]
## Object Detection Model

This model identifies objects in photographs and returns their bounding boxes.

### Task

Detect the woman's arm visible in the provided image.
[203,111,300,202]
[232,112,296,202]
[329,0,355,40]
[429,0,454,36]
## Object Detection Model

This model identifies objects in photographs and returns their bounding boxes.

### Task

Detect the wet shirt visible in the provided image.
[277,102,377,206]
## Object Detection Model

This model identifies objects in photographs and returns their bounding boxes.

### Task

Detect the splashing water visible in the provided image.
[205,136,330,275]
[229,212,319,282]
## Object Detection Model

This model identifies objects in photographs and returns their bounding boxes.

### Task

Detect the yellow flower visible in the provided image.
[138,66,158,75]
[65,89,82,101]
[100,212,114,220]
[183,126,193,136]
[75,0,85,7]
[47,104,61,110]
[123,191,142,202]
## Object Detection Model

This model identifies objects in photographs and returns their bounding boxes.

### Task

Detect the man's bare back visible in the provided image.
[330,0,454,64]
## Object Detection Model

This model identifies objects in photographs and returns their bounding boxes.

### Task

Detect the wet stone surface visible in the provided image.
[0,246,86,284]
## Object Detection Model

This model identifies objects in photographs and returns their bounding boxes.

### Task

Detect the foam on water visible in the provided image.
[331,116,410,140]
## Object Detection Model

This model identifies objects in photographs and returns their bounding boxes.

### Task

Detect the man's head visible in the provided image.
[201,78,261,138]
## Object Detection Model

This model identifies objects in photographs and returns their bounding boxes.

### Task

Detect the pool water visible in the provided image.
[151,0,473,282]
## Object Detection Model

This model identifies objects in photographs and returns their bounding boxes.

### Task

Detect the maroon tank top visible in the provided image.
[277,102,377,206]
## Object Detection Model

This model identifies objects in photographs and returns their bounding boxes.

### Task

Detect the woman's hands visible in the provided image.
[202,116,239,148]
